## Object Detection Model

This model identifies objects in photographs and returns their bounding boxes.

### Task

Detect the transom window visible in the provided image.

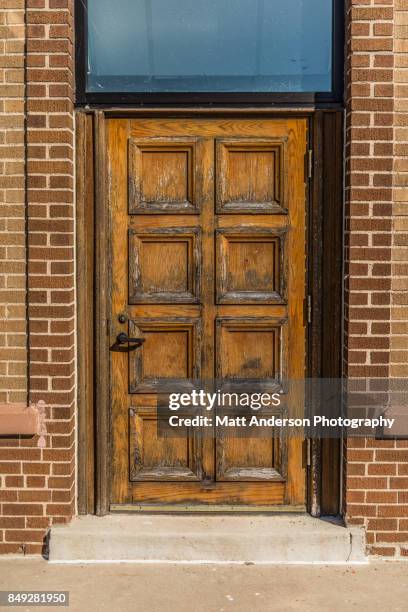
[76,0,343,103]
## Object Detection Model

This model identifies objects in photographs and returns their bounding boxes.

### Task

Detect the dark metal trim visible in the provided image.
[74,0,86,106]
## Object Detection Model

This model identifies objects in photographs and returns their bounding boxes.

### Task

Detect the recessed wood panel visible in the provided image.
[129,407,202,481]
[216,228,286,304]
[216,318,287,388]
[129,228,201,303]
[216,432,284,482]
[129,318,201,392]
[216,138,286,214]
[128,137,200,214]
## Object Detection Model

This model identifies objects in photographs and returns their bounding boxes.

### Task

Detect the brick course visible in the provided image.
[0,0,75,554]
[0,1,27,408]
[345,0,408,559]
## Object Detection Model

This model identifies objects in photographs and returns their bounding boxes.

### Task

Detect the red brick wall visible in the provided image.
[0,0,75,554]
[0,2,27,406]
[344,0,408,559]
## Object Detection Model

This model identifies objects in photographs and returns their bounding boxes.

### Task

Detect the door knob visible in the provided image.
[110,333,145,352]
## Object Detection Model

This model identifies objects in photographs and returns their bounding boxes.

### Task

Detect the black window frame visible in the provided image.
[75,0,344,106]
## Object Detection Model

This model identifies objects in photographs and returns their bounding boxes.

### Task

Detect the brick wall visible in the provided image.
[345,0,408,559]
[0,1,27,407]
[0,0,75,555]
[392,0,408,382]
[0,0,30,552]
[389,0,408,559]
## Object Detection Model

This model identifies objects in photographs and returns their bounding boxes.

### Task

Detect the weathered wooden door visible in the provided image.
[108,118,307,509]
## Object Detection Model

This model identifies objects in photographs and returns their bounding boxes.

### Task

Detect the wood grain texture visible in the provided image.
[76,112,95,515]
[306,112,343,517]
[129,482,286,505]
[94,111,111,515]
[216,227,287,305]
[128,318,202,393]
[216,138,287,214]
[320,112,343,516]
[128,227,201,304]
[108,118,307,507]
[129,407,203,482]
[216,434,283,483]
[128,137,202,214]
[215,317,288,388]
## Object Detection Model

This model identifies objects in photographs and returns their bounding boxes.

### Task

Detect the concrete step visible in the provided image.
[49,514,367,564]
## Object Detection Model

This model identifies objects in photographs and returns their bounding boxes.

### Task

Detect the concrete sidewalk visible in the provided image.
[0,560,407,612]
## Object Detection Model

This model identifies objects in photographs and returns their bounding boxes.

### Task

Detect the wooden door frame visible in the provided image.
[76,108,343,517]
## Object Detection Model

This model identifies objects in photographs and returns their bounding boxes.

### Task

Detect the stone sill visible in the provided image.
[0,402,44,439]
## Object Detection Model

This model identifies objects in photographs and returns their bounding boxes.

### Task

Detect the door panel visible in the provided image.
[215,317,287,386]
[128,317,202,393]
[215,227,286,304]
[129,407,203,482]
[128,137,202,214]
[108,118,307,508]
[128,227,201,304]
[216,429,283,482]
[216,138,286,213]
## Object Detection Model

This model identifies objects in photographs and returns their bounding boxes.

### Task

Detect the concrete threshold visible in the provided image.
[49,514,367,565]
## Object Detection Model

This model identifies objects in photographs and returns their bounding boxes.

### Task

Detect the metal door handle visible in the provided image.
[110,333,145,352]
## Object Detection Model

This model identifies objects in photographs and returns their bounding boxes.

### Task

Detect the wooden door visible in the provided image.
[108,118,307,509]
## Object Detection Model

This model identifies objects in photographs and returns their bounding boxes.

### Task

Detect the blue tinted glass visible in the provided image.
[87,0,332,93]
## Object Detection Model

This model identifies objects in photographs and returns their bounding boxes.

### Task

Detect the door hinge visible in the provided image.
[307,438,311,467]
[308,149,313,179]
[307,295,312,324]
[303,438,312,468]
[304,295,312,325]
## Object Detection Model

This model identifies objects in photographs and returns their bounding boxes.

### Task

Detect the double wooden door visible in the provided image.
[108,118,307,508]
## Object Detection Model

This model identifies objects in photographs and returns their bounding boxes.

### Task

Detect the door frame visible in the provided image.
[76,108,343,517]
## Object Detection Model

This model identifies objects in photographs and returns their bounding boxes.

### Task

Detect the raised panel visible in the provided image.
[216,138,286,214]
[216,228,286,304]
[128,137,200,214]
[129,407,202,481]
[216,318,287,389]
[129,227,201,303]
[129,318,201,392]
[216,430,284,482]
